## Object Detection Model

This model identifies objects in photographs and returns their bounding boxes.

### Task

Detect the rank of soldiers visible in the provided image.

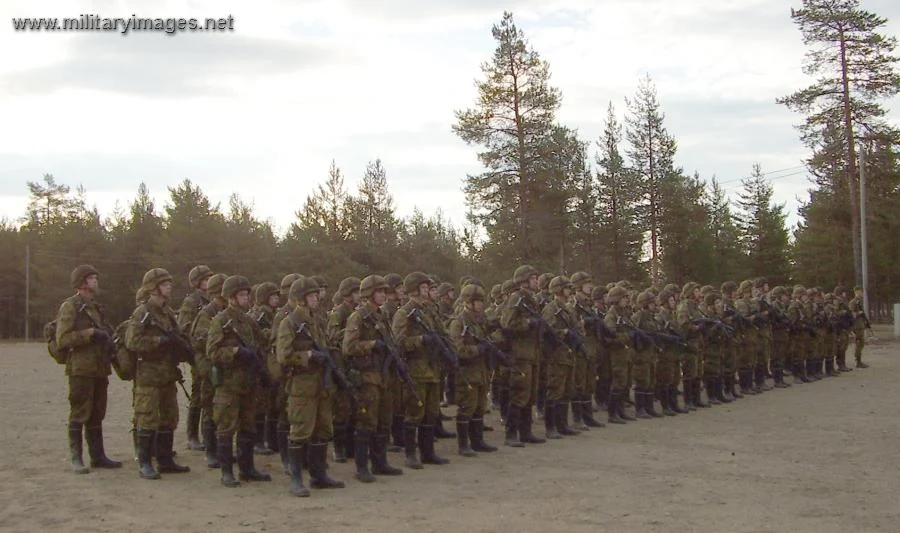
[50,263,872,496]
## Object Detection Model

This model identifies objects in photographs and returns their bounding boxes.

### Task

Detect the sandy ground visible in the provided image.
[2,328,899,533]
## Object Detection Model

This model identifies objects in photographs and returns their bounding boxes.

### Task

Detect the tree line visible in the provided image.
[0,0,898,339]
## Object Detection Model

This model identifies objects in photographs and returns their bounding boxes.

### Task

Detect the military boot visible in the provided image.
[186,406,205,451]
[595,380,610,410]
[694,379,710,408]
[131,426,139,462]
[740,370,759,394]
[581,400,606,427]
[202,419,219,468]
[755,368,774,391]
[287,443,310,497]
[403,423,424,469]
[607,390,626,424]
[805,359,821,381]
[470,415,498,452]
[544,402,563,439]
[253,415,274,455]
[237,431,272,482]
[353,431,376,483]
[634,391,652,419]
[332,425,348,463]
[520,407,547,443]
[156,429,190,473]
[721,375,736,401]
[86,424,122,469]
[727,374,743,399]
[856,357,869,369]
[434,418,456,439]
[504,406,525,447]
[136,429,160,480]
[616,389,637,421]
[815,358,827,378]
[265,417,279,454]
[420,425,450,465]
[705,379,721,406]
[557,402,581,435]
[645,390,664,417]
[345,424,356,460]
[715,378,733,403]
[68,422,90,474]
[390,414,405,452]
[658,387,676,416]
[826,358,840,377]
[683,380,698,409]
[308,440,345,489]
[372,433,404,475]
[278,422,290,475]
[536,385,547,419]
[794,362,810,383]
[670,386,689,414]
[571,401,589,431]
[837,353,852,372]
[218,436,240,488]
[773,366,790,388]
[456,418,477,457]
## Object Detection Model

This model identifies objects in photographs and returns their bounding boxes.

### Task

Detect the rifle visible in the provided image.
[691,317,735,338]
[460,322,523,376]
[860,311,873,330]
[759,300,790,329]
[288,316,357,399]
[514,298,571,354]
[139,310,195,365]
[549,306,592,362]
[253,310,272,330]
[365,314,423,407]
[407,308,473,391]
[222,318,270,388]
[79,302,117,365]
[573,301,616,343]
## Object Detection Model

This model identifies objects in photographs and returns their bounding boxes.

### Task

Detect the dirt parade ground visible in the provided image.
[2,328,899,533]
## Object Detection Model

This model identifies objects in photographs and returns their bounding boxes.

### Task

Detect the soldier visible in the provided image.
[833,286,854,372]
[808,288,827,379]
[342,275,404,482]
[534,272,553,419]
[676,283,708,409]
[734,281,761,395]
[276,277,345,497]
[822,293,841,377]
[125,268,192,479]
[768,286,793,388]
[327,277,361,463]
[488,280,516,425]
[720,282,742,399]
[270,273,302,473]
[604,286,636,423]
[435,281,457,418]
[541,276,584,437]
[448,283,500,456]
[207,275,272,487]
[55,265,121,474]
[382,273,406,452]
[631,290,663,417]
[787,287,811,383]
[700,292,730,405]
[592,285,612,411]
[848,286,869,368]
[189,272,228,469]
[178,264,213,451]
[250,282,280,455]
[500,265,547,446]
[655,290,688,414]
[569,272,605,428]
[800,287,821,381]
[311,275,330,331]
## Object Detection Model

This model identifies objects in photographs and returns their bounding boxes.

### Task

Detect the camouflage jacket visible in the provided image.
[190,300,224,380]
[125,297,182,387]
[604,304,633,351]
[276,304,333,394]
[500,288,542,363]
[343,301,393,387]
[393,299,441,382]
[177,290,208,334]
[542,297,582,367]
[207,304,265,394]
[448,308,489,385]
[56,293,113,378]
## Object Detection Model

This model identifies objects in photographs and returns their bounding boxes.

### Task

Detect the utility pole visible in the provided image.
[24,243,30,341]
[859,146,870,320]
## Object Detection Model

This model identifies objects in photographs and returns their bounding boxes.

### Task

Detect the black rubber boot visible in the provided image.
[218,436,240,487]
[456,418,477,457]
[68,422,90,474]
[682,380,697,409]
[520,407,547,443]
[403,423,424,469]
[237,431,272,482]
[825,358,840,377]
[136,429,160,480]
[670,386,689,414]
[86,424,122,468]
[740,370,759,394]
[805,359,821,381]
[705,379,722,405]
[571,401,589,431]
[186,406,205,451]
[617,389,637,421]
[558,402,581,434]
[634,391,652,419]
[504,406,525,447]
[287,442,310,497]
[470,416,497,452]
[715,378,733,403]
[773,366,790,388]
[727,374,743,399]
[794,362,810,383]
[308,440,345,489]
[332,425,348,463]
[659,387,676,416]
[420,425,450,465]
[156,429,190,473]
[278,423,290,475]
[694,379,709,408]
[353,431,376,483]
[755,368,774,391]
[607,390,626,424]
[721,375,736,401]
[202,419,219,468]
[390,414,405,452]
[536,384,547,419]
[856,357,869,369]
[372,433,404,475]
[434,418,456,439]
[345,424,356,460]
[265,417,280,454]
[645,390,664,417]
[544,402,562,439]
[838,353,852,372]
[581,400,606,427]
[253,415,274,455]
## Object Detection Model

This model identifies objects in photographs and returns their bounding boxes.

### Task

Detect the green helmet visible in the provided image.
[256,282,279,306]
[207,273,228,299]
[458,276,473,292]
[704,292,719,307]
[512,265,538,284]
[338,277,361,298]
[569,271,591,287]
[70,264,99,289]
[437,282,454,298]
[657,290,675,305]
[720,281,738,294]
[664,283,680,295]
[591,286,607,301]
[141,268,173,291]
[461,283,486,303]
[548,276,571,295]
[280,273,303,298]
[772,286,787,298]
[403,271,431,295]
[538,273,553,291]
[636,290,653,307]
[360,275,389,299]
[607,286,628,304]
[312,275,327,290]
[680,282,699,300]
[384,273,403,290]
[290,277,320,302]
[738,280,754,295]
[490,284,502,301]
[188,265,213,287]
[222,275,252,299]
[501,279,517,296]
[700,285,714,296]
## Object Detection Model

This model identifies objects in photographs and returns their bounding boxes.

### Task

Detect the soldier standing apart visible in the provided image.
[500,265,547,447]
[541,276,584,437]
[276,277,345,497]
[327,277,361,463]
[125,268,192,479]
[832,286,854,372]
[848,286,869,368]
[178,265,213,451]
[342,275,404,482]
[393,272,451,468]
[55,265,121,474]
[206,275,272,487]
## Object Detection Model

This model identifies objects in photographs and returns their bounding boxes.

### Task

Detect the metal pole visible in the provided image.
[24,243,30,341]
[859,146,869,320]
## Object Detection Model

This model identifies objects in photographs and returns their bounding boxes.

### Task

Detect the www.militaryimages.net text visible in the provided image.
[11,14,235,35]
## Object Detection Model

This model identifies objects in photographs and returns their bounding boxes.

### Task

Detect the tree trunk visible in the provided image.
[839,30,863,286]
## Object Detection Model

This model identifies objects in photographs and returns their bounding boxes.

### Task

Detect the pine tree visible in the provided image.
[659,172,715,284]
[346,159,402,271]
[736,164,792,283]
[705,178,744,283]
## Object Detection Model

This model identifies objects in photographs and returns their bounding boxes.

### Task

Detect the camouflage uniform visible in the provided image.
[631,291,662,417]
[787,288,812,383]
[655,291,688,414]
[540,276,584,437]
[833,286,853,371]
[327,276,361,462]
[733,282,763,394]
[768,287,792,388]
[382,273,404,452]
[848,289,868,368]
[570,273,604,428]
[720,282,741,398]
[177,264,213,451]
[207,275,272,487]
[605,286,636,423]
[249,281,278,455]
[269,273,302,473]
[676,283,707,409]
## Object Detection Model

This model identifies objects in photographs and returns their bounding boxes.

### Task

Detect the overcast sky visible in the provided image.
[2,0,898,236]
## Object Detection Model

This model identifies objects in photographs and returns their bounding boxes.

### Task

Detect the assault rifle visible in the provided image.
[222,318,270,388]
[406,307,473,391]
[365,314,423,407]
[79,302,117,365]
[515,298,587,360]
[139,310,195,365]
[573,302,616,343]
[691,317,735,338]
[288,316,357,398]
[459,323,518,373]
[860,311,873,330]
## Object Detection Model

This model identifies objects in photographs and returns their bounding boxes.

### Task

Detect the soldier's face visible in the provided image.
[418,284,430,299]
[351,291,361,305]
[429,286,438,300]
[83,274,99,293]
[373,288,387,306]
[236,289,250,309]
[582,284,592,295]
[306,292,319,310]
[395,287,406,300]
[158,281,173,298]
[528,275,539,291]
[667,296,675,308]
[692,288,701,301]
[473,299,485,313]
[199,278,209,291]
[563,287,572,299]
[268,294,280,308]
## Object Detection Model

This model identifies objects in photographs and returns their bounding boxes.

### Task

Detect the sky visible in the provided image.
[1,0,898,237]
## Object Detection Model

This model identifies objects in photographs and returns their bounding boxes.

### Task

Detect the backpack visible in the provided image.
[111,319,137,381]
[44,319,68,365]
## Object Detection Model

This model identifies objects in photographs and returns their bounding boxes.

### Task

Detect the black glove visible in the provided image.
[527,317,543,330]
[583,316,598,327]
[394,357,410,376]
[310,350,330,365]
[372,340,388,354]
[478,342,492,358]
[563,329,583,346]
[91,329,110,344]
[236,345,257,364]
[421,333,439,348]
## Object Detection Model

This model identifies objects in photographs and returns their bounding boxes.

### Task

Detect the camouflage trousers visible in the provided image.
[404,380,442,425]
[814,329,827,359]
[213,388,257,441]
[853,328,865,361]
[189,364,202,411]
[836,332,850,365]
[391,378,404,419]
[681,350,699,380]
[287,384,334,443]
[723,343,738,375]
[134,383,179,431]
[741,335,759,370]
[546,361,574,403]
[772,337,789,369]
[490,367,510,406]
[199,377,215,425]
[333,389,355,430]
[790,335,806,365]
[609,348,631,389]
[572,357,595,401]
[356,383,393,434]
[703,344,723,378]
[632,349,657,389]
[758,336,772,370]
[596,349,611,387]
[655,353,680,387]
[456,381,488,419]
[509,360,539,409]
[68,376,108,425]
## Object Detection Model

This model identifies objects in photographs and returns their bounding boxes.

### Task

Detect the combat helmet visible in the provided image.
[538,273,553,291]
[635,290,653,307]
[548,276,571,295]
[607,286,628,305]
[384,273,403,290]
[490,284,502,301]
[141,268,173,290]
[338,277,361,298]
[403,272,431,295]
[280,273,303,298]
[461,283,486,303]
[222,275,252,299]
[592,286,608,302]
[570,271,592,287]
[501,279,517,296]
[290,276,320,303]
[70,264,99,289]
[207,273,228,300]
[312,275,328,291]
[188,265,213,287]
[360,275,389,299]
[256,282,279,307]
[513,265,538,285]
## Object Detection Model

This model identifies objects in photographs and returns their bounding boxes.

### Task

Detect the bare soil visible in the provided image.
[2,328,898,533]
